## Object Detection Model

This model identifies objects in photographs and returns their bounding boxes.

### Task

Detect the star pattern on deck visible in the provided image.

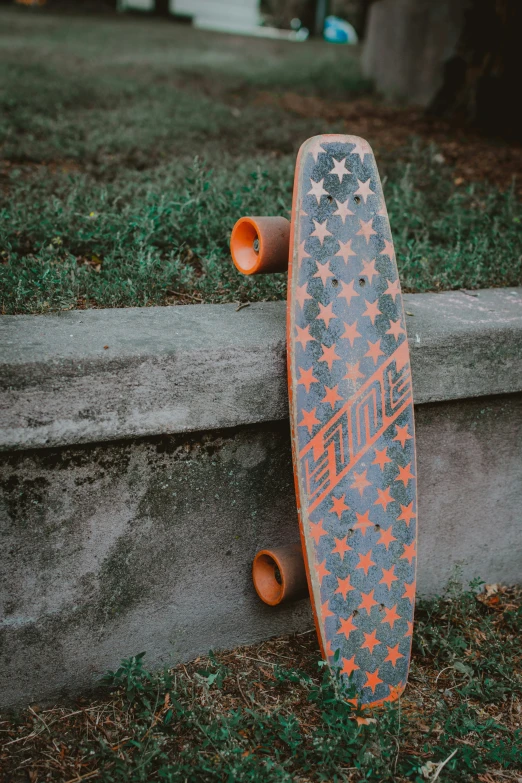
[330,157,351,182]
[333,199,354,223]
[354,178,375,203]
[308,178,328,204]
[290,136,417,707]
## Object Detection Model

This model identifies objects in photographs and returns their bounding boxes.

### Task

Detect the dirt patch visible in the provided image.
[255,92,522,194]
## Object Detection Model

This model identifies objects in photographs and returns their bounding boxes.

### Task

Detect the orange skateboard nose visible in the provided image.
[230,216,290,275]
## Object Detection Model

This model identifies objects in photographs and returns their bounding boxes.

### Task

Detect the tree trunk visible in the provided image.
[363,0,521,137]
[363,0,468,107]
[429,0,522,137]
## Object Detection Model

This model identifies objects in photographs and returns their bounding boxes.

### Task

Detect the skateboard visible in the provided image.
[230,135,417,708]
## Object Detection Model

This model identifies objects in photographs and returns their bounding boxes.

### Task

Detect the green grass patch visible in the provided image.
[0,9,521,314]
[1,147,521,314]
[2,581,521,781]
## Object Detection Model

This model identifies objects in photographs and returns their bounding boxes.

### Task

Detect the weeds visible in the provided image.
[1,582,521,781]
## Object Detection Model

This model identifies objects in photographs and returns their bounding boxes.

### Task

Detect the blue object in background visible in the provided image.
[323,15,359,44]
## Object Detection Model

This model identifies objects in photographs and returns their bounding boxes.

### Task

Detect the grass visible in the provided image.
[1,580,521,782]
[1,9,521,314]
[1,13,520,782]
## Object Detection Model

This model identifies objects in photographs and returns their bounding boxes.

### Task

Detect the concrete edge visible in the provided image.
[1,287,522,451]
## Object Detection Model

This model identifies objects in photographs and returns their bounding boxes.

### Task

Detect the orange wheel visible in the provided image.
[230,216,290,275]
[252,544,308,606]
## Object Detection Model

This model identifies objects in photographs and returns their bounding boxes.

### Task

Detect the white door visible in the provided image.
[172,0,261,30]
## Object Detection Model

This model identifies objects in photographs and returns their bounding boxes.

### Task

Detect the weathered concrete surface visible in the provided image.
[416,394,522,594]
[1,288,522,708]
[0,302,286,452]
[0,422,311,708]
[1,394,521,708]
[1,288,521,451]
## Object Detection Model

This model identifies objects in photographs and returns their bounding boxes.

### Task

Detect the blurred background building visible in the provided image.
[120,0,262,34]
[118,0,361,38]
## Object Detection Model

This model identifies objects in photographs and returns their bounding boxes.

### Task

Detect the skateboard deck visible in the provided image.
[232,135,417,708]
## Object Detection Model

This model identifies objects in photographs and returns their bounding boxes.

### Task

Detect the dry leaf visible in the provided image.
[420,760,438,779]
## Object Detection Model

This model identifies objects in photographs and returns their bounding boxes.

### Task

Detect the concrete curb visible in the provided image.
[1,287,522,709]
[1,287,522,451]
